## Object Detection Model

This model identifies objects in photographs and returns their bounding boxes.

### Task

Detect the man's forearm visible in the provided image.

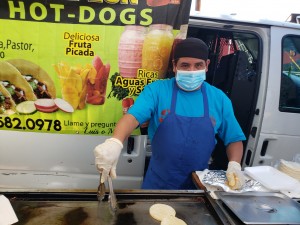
[112,114,140,143]
[226,141,244,163]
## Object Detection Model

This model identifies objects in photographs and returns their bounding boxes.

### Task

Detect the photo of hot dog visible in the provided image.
[0,82,16,116]
[6,59,56,99]
[0,61,37,104]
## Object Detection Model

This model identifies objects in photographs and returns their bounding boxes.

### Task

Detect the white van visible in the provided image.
[1,12,300,190]
[187,13,300,172]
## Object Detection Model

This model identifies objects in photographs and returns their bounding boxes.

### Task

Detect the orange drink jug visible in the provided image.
[142,24,174,79]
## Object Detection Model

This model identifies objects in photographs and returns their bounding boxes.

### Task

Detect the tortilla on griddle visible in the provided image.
[0,61,36,104]
[0,82,16,116]
[161,215,187,225]
[149,203,176,221]
[6,59,56,99]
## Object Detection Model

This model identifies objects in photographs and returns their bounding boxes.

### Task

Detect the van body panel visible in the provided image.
[0,130,147,190]
[1,14,300,191]
[249,26,300,166]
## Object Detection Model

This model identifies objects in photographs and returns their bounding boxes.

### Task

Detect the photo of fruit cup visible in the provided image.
[58,75,87,110]
[86,63,110,105]
[86,78,106,105]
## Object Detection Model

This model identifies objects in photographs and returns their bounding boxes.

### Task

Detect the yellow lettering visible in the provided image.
[79,6,95,23]
[120,8,135,25]
[8,0,25,19]
[120,0,138,5]
[30,3,47,21]
[140,8,152,26]
[50,4,64,22]
[99,7,116,24]
[104,0,119,3]
[115,76,123,86]
[128,86,136,96]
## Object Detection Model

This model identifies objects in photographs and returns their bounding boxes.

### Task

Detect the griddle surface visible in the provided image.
[6,191,221,225]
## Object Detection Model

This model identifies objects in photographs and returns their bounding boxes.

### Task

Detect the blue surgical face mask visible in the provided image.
[175,69,206,91]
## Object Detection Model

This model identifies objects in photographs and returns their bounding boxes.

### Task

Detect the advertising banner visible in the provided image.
[0,0,192,135]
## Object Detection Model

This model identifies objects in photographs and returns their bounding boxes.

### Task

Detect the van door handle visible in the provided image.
[127,136,134,154]
[260,138,277,156]
[250,127,257,138]
[260,140,268,156]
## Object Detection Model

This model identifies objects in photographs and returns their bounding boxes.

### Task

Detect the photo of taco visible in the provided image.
[0,82,16,116]
[0,61,37,104]
[6,59,56,99]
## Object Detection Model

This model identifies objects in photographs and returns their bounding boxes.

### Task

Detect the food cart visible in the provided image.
[2,167,300,225]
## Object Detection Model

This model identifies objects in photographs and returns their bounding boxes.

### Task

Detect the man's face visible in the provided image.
[173,57,210,73]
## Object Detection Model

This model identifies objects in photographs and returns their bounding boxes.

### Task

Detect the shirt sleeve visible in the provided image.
[217,94,246,146]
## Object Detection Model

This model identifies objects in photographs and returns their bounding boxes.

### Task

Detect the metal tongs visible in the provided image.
[107,175,117,212]
[97,172,117,213]
[97,172,106,201]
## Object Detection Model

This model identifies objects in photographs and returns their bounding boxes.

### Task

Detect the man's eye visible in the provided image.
[196,64,205,69]
[181,64,189,69]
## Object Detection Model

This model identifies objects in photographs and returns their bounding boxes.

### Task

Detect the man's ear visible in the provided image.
[172,60,177,73]
[205,59,210,72]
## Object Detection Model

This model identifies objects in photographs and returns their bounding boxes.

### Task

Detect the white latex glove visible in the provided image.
[226,161,245,190]
[94,138,123,183]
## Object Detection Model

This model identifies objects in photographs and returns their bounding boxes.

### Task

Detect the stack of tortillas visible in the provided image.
[278,159,300,181]
[149,203,187,225]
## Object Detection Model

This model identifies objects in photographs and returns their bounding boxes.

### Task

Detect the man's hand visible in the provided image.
[94,138,123,183]
[226,161,245,190]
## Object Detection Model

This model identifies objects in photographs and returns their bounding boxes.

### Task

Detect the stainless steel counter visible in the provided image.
[215,191,300,225]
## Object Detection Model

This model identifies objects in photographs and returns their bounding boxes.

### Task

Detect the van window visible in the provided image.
[280,35,300,112]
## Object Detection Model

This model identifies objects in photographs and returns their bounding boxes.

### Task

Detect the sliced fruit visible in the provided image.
[54,98,74,113]
[34,98,58,113]
[92,55,104,72]
[34,98,56,109]
[38,106,58,113]
[16,101,37,115]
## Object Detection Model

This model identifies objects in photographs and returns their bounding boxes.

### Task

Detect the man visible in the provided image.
[94,38,246,190]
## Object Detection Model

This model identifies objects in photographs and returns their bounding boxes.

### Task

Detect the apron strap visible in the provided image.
[170,82,178,113]
[202,84,209,117]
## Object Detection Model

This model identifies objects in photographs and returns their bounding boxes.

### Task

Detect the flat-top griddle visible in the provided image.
[3,190,225,225]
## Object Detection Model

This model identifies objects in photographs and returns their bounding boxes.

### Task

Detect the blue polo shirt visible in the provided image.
[128,78,246,146]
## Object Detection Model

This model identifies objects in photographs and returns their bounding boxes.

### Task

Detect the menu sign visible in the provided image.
[0,0,192,135]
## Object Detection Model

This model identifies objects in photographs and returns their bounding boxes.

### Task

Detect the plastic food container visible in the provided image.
[244,166,300,191]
